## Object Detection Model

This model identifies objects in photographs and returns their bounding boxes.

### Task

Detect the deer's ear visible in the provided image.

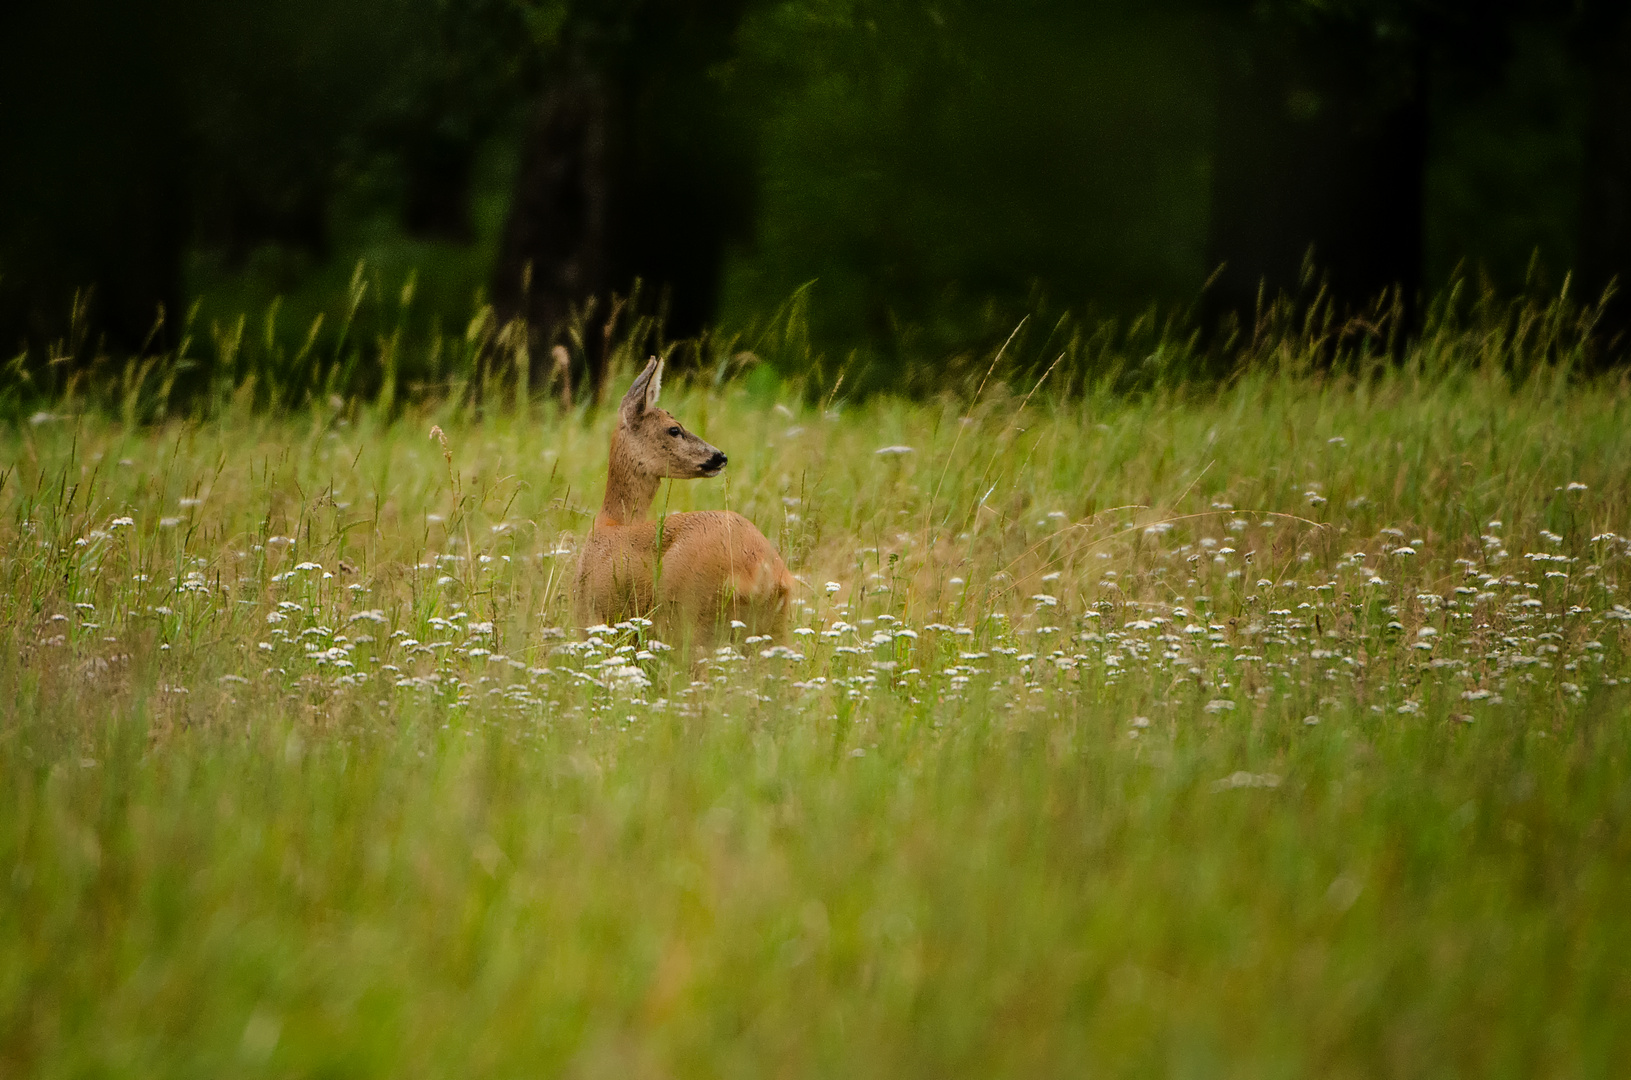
[644,356,664,410]
[620,356,661,422]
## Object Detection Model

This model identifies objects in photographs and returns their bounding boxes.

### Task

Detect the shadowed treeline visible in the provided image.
[3,0,1631,392]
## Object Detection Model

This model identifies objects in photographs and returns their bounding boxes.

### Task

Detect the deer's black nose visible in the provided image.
[704,451,727,472]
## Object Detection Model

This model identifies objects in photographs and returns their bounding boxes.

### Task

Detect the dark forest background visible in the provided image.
[3,0,1630,395]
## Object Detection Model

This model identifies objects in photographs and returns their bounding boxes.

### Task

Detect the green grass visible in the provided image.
[4,344,1631,1077]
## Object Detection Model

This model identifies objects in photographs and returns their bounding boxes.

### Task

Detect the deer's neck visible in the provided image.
[596,432,660,527]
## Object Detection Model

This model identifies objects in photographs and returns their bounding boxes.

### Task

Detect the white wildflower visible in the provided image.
[1211,771,1281,791]
[760,646,805,661]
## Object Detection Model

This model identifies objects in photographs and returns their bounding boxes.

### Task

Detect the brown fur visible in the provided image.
[575,356,794,646]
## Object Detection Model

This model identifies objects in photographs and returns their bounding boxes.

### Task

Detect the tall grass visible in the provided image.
[5,266,1618,419]
[3,291,1630,1076]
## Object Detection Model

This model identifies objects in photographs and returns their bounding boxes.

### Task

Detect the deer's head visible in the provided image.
[614,356,727,480]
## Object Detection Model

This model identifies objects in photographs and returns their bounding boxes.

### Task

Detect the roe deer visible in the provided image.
[575,356,793,645]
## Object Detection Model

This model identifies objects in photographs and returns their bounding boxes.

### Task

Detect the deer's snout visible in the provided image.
[701,451,727,476]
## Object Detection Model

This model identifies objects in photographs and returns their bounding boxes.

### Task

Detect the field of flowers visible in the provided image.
[4,355,1630,1076]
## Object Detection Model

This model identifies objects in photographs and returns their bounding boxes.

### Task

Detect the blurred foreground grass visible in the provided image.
[4,350,1631,1077]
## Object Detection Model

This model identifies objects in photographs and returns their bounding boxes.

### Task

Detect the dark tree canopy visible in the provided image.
[0,0,192,354]
[1202,0,1541,328]
[1576,2,1631,343]
[3,0,1630,379]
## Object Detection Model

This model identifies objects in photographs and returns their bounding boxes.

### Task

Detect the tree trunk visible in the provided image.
[1205,18,1429,342]
[491,2,755,401]
[491,63,617,396]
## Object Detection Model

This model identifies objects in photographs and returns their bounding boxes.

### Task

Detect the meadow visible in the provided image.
[4,305,1631,1077]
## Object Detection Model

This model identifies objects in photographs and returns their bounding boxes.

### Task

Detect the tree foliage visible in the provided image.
[2,0,1629,376]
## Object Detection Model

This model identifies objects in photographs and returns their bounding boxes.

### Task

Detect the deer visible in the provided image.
[575,355,794,647]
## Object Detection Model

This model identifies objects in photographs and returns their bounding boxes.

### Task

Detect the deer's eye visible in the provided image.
[667,426,682,437]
